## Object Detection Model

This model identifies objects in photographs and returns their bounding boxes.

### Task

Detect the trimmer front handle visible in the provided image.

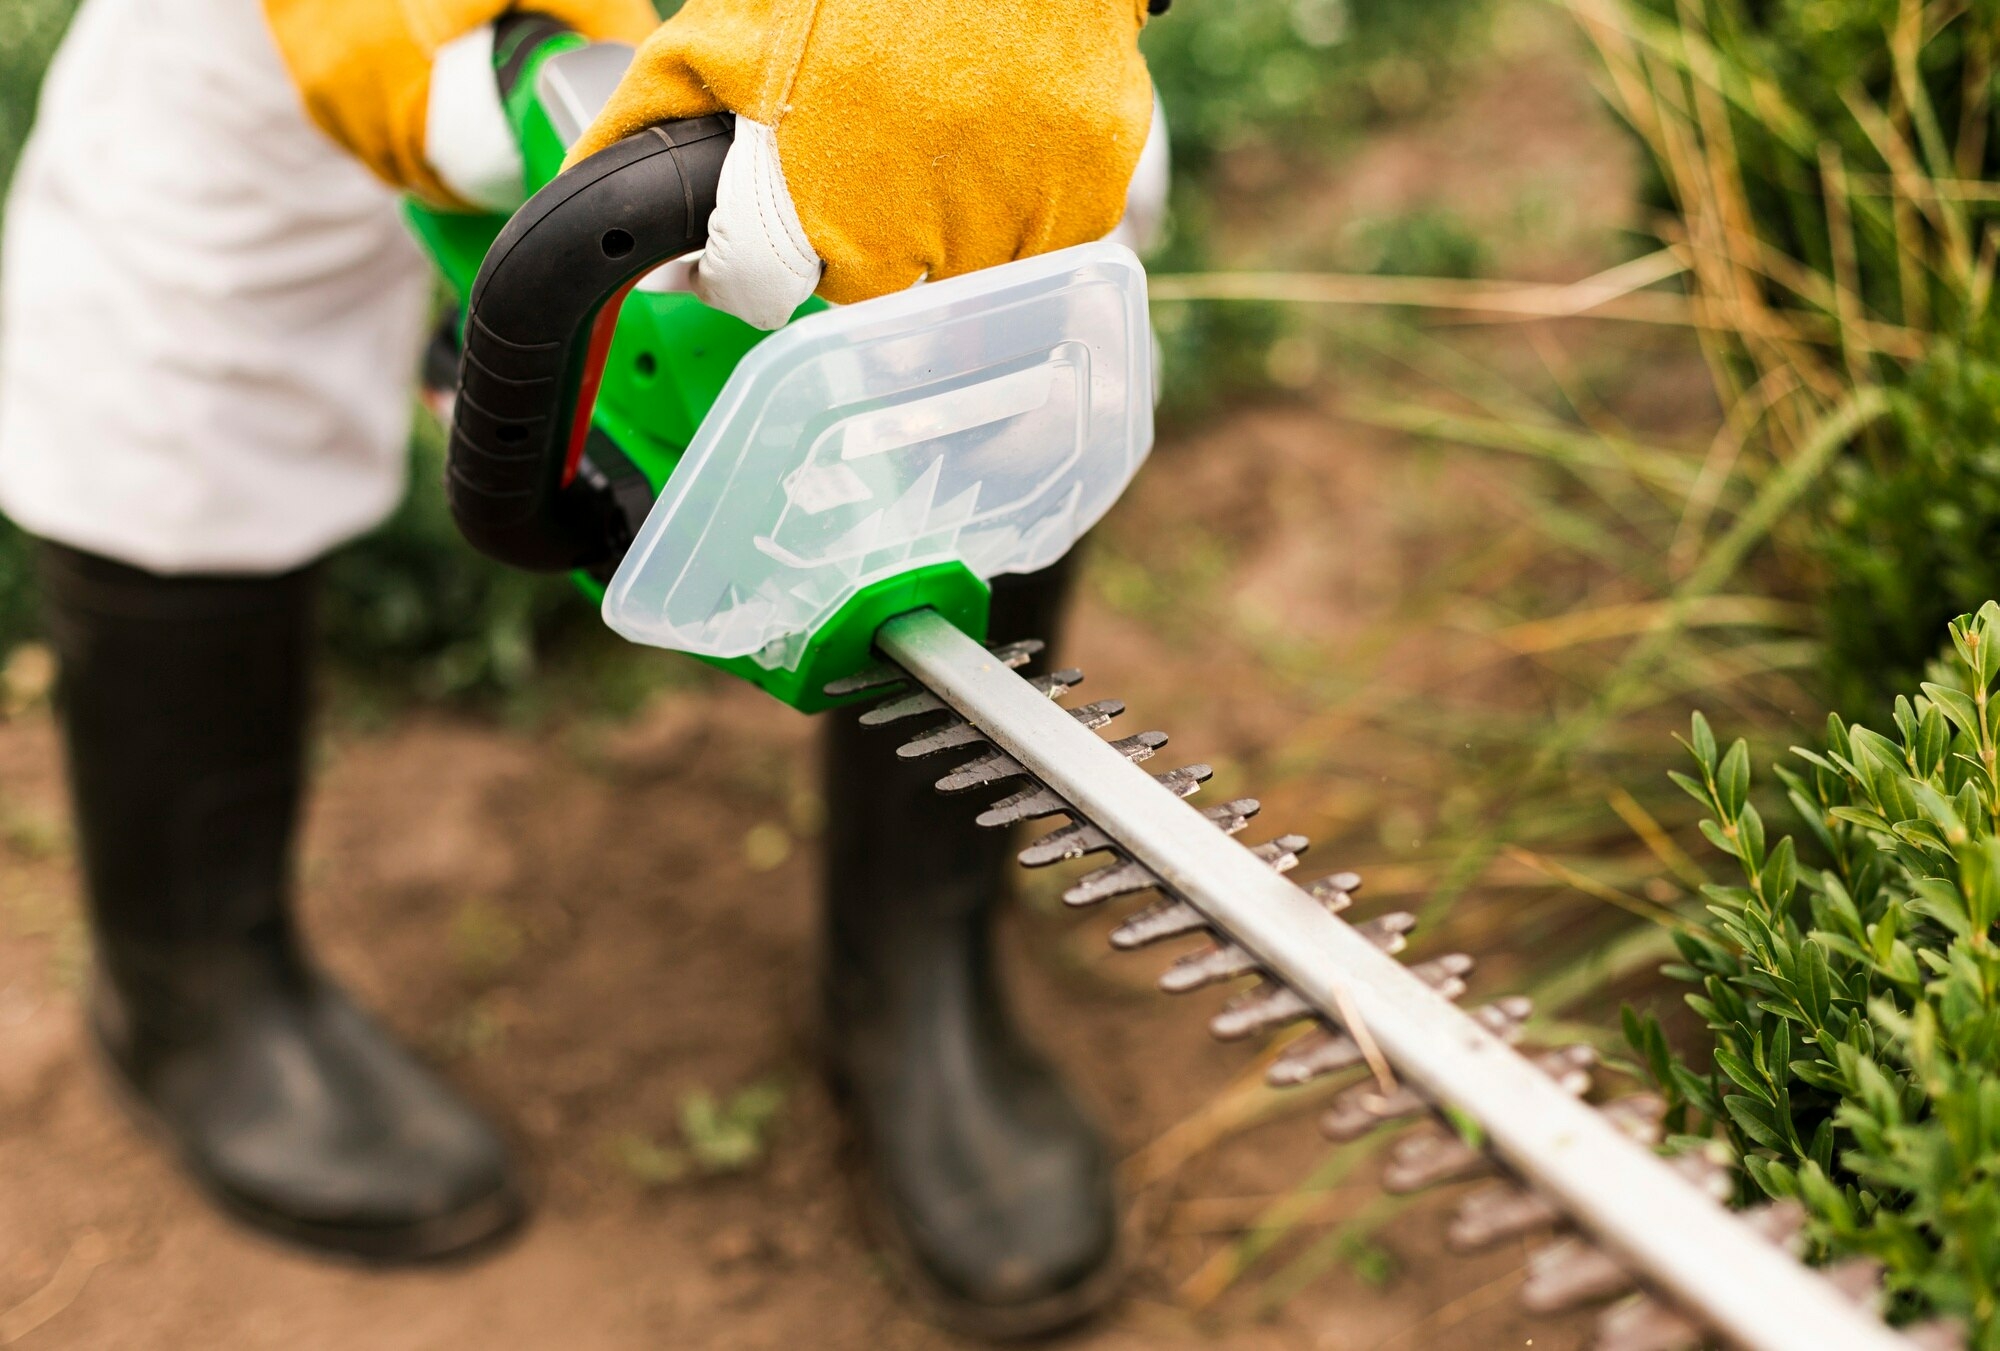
[447,116,732,574]
[420,30,1151,712]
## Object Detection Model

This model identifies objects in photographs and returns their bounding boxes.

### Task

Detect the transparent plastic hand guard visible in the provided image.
[601,241,1153,672]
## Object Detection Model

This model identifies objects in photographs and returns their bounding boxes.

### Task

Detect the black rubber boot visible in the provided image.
[820,562,1122,1338]
[39,541,522,1262]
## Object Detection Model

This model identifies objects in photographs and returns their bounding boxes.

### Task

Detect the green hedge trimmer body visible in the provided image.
[406,25,1011,710]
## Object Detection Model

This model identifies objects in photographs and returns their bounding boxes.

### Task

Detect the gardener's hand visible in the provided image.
[570,0,1158,329]
[262,0,657,209]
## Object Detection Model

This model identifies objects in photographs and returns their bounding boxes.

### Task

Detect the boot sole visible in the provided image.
[206,1176,525,1266]
[86,1024,527,1266]
[859,1186,1132,1342]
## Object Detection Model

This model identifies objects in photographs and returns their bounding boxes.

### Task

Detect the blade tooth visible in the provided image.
[1408,952,1475,1001]
[1206,798,1262,834]
[1382,1123,1488,1194]
[1742,1198,1809,1252]
[987,639,1044,669]
[1088,798,1258,854]
[1032,667,1085,698]
[1265,994,1507,1092]
[902,686,1109,755]
[1154,764,1213,798]
[935,749,1029,794]
[824,661,908,697]
[1600,1093,1667,1146]
[1109,730,1170,763]
[1250,834,1310,872]
[1019,821,1114,868]
[1593,1295,1704,1351]
[1449,1181,1560,1251]
[1414,952,1474,979]
[1067,699,1126,731]
[976,784,1071,828]
[1670,1150,1734,1202]
[1212,981,1312,1041]
[1428,974,1469,1002]
[1522,1237,1634,1313]
[1110,898,1207,950]
[1303,872,1361,913]
[1905,1320,1971,1351]
[1319,1080,1430,1142]
[1822,1256,1884,1304]
[1469,1000,1531,1044]
[1477,995,1534,1033]
[1265,1026,1363,1086]
[859,688,946,726]
[1533,1043,1599,1097]
[897,720,985,759]
[1063,858,1158,908]
[1159,943,1260,994]
[1354,911,1417,954]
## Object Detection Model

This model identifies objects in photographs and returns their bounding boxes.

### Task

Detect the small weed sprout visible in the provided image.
[610,1079,788,1188]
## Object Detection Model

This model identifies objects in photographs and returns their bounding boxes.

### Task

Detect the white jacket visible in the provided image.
[0,0,432,573]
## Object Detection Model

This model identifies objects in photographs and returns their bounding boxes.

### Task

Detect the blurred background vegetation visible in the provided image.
[1589,0,2000,711]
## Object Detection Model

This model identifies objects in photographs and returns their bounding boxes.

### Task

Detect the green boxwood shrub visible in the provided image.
[1630,602,2000,1340]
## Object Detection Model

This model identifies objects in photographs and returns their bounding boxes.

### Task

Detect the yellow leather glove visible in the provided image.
[262,0,659,206]
[569,0,1156,327]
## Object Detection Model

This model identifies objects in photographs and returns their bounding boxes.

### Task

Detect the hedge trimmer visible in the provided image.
[413,25,1945,1351]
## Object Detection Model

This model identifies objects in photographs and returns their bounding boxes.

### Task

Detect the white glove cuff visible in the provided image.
[689,119,824,331]
[426,25,528,214]
[1106,92,1170,254]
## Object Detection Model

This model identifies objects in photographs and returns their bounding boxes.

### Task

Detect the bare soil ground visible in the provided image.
[0,19,1680,1351]
[0,640,1584,1351]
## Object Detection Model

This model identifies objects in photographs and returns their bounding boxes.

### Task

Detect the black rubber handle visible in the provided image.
[448,115,732,572]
